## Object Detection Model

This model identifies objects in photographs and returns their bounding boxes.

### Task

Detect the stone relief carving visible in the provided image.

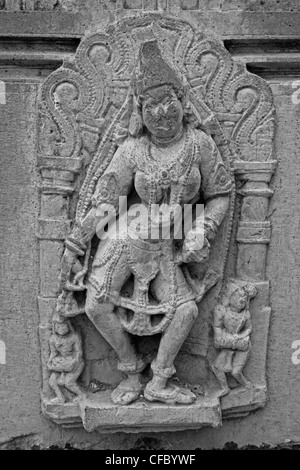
[37,13,276,432]
[211,280,257,397]
[48,312,84,405]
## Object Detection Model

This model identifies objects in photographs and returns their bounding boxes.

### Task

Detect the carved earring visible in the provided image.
[183,99,200,128]
[129,98,143,137]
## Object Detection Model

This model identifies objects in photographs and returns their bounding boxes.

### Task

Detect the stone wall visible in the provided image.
[0,0,77,11]
[2,0,300,13]
[0,0,300,449]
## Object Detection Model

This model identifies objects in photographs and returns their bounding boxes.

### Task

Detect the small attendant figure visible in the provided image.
[212,280,257,397]
[48,313,84,404]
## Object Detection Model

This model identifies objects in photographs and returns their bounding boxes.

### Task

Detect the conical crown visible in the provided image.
[135,40,184,98]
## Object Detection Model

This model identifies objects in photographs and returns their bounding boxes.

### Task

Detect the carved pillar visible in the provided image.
[37,156,82,397]
[221,160,277,417]
[235,161,277,282]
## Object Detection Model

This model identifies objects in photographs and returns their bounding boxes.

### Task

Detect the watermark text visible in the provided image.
[0,340,6,365]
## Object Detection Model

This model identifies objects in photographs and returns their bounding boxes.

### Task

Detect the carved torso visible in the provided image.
[134,127,201,206]
[93,125,232,219]
[51,333,76,358]
[223,308,249,335]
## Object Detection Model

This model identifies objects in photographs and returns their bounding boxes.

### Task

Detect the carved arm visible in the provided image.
[238,316,252,340]
[47,338,58,368]
[213,306,250,351]
[204,196,230,242]
[65,143,134,254]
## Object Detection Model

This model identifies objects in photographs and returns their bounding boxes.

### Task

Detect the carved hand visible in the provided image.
[182,229,210,264]
[215,332,247,350]
[50,356,77,373]
[60,248,80,291]
[47,356,55,369]
[239,328,252,340]
[235,337,250,352]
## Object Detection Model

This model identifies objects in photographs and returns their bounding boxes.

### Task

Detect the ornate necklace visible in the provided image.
[146,127,194,196]
[150,126,184,149]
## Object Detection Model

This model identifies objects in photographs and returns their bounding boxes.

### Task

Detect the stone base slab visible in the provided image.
[222,385,267,419]
[43,391,222,433]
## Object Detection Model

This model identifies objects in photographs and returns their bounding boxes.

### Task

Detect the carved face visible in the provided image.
[229,289,248,311]
[142,86,183,140]
[54,322,70,336]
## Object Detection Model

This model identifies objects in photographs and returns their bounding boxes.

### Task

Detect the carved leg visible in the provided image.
[86,286,145,405]
[144,301,198,405]
[211,350,231,396]
[86,286,138,367]
[210,363,230,397]
[110,360,146,406]
[49,372,66,404]
[231,349,251,387]
[64,361,85,401]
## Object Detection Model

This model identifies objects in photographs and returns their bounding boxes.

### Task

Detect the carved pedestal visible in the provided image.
[44,393,221,433]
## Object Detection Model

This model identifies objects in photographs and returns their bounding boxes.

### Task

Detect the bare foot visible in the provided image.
[219,387,230,398]
[144,381,197,405]
[50,397,65,405]
[111,375,143,406]
[73,394,85,404]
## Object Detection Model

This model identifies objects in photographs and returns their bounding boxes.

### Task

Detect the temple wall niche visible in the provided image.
[0,0,299,449]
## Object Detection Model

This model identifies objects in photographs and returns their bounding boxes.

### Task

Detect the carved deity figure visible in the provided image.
[48,313,84,404]
[212,280,257,397]
[60,40,233,406]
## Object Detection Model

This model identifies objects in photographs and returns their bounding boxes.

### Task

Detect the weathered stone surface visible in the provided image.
[42,390,221,433]
[81,393,221,433]
[0,0,299,451]
[35,11,276,433]
[1,0,78,11]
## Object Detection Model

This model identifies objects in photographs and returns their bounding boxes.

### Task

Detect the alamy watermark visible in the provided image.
[0,81,6,105]
[291,80,300,105]
[291,340,300,365]
[0,340,6,365]
[93,198,205,245]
